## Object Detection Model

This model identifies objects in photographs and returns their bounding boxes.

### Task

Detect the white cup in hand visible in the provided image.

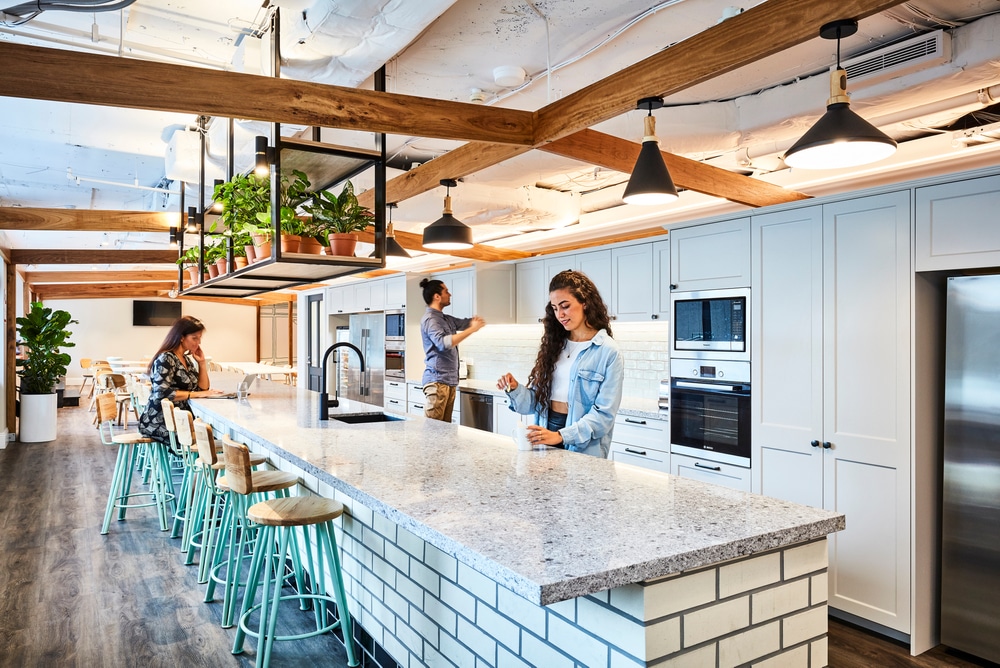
[512,420,531,451]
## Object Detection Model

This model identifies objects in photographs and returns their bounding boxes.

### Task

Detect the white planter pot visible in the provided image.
[19,393,58,443]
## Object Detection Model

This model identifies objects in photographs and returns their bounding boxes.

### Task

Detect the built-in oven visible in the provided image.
[385,341,405,379]
[670,359,750,468]
[385,309,405,343]
[672,288,749,361]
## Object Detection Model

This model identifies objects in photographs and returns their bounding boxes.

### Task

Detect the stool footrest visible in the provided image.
[237,593,346,643]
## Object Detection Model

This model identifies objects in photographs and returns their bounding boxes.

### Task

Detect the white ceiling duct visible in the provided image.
[276,0,460,86]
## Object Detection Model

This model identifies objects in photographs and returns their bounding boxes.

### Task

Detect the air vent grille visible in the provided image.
[841,29,951,88]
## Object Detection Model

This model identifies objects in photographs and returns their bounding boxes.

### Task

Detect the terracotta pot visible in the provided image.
[185,265,200,284]
[299,236,324,254]
[234,256,248,269]
[252,235,272,261]
[207,264,219,279]
[327,233,359,257]
[280,234,301,253]
[244,244,257,263]
[215,257,228,275]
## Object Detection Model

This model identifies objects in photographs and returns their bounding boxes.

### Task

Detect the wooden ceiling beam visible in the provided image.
[10,249,177,265]
[0,42,534,146]
[532,0,909,142]
[25,270,179,284]
[33,282,176,300]
[0,207,179,232]
[540,129,810,207]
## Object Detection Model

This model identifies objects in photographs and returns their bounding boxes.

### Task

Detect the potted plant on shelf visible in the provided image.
[176,245,202,284]
[254,169,311,254]
[213,173,270,261]
[16,302,77,442]
[204,237,228,277]
[302,180,374,257]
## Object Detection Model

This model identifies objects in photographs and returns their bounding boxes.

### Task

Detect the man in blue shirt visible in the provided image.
[419,278,485,422]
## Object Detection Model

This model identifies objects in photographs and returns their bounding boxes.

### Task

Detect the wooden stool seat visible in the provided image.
[210,452,266,471]
[111,433,154,445]
[247,497,344,527]
[215,469,295,494]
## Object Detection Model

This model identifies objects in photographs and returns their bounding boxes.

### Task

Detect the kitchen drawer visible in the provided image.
[407,401,425,417]
[612,413,669,451]
[671,452,751,492]
[384,396,406,415]
[609,441,670,474]
[385,380,407,400]
[407,382,425,405]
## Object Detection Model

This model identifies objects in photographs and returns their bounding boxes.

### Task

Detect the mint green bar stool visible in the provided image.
[162,399,196,541]
[226,439,359,668]
[97,393,174,533]
[185,417,266,581]
[205,434,300,629]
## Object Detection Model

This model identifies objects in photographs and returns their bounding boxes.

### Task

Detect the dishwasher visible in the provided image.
[460,391,493,432]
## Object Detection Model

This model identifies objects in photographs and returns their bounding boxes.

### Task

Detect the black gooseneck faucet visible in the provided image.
[319,342,366,420]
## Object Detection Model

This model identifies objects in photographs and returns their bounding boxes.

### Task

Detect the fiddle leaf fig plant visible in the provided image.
[302,180,374,244]
[16,302,77,395]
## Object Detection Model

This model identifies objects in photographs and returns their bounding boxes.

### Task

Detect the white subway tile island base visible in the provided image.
[193,377,843,667]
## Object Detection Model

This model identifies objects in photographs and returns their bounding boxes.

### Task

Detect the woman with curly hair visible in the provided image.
[497,270,624,457]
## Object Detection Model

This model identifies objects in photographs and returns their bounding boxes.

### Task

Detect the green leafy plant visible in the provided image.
[204,237,228,263]
[302,180,374,244]
[175,245,201,266]
[16,302,77,395]
[254,169,311,237]
[212,172,271,239]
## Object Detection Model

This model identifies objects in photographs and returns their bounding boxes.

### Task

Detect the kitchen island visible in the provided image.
[193,374,844,668]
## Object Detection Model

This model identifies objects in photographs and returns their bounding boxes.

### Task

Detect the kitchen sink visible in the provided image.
[332,412,406,424]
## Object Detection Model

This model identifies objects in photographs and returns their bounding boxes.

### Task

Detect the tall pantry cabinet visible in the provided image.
[750,191,912,634]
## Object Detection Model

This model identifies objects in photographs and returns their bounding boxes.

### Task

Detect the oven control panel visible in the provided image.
[670,359,750,383]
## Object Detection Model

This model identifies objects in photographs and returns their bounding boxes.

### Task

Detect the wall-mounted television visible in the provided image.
[133,300,181,327]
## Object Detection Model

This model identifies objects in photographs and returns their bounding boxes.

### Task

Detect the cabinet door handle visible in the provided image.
[624,447,647,456]
[670,283,678,290]
[810,440,821,448]
[651,314,659,319]
[694,462,722,471]
[624,418,647,425]
[822,441,833,449]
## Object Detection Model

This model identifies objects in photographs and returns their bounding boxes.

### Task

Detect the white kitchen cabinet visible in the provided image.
[915,173,1000,271]
[608,414,670,473]
[384,379,407,415]
[575,249,612,303]
[611,244,654,321]
[669,217,750,291]
[515,260,546,324]
[406,382,425,417]
[493,395,520,438]
[384,275,406,309]
[651,239,671,321]
[325,285,348,315]
[431,264,516,324]
[671,452,750,491]
[751,191,911,633]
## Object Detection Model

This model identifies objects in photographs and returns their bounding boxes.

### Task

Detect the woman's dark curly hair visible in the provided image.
[527,270,613,412]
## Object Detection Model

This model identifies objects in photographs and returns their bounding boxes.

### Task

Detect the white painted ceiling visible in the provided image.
[3,0,1000,275]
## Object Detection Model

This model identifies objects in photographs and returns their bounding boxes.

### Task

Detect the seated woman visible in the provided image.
[497,270,624,458]
[138,316,225,443]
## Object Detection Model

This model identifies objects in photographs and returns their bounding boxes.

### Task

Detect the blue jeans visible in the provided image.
[547,410,567,449]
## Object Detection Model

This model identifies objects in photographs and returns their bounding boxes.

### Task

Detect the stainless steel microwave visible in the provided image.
[671,288,749,361]
[385,310,405,341]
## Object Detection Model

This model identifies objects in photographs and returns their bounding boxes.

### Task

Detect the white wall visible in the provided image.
[45,298,258,384]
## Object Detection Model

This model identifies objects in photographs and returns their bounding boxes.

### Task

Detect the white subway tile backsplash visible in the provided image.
[783,540,828,580]
[547,614,610,667]
[658,643,716,668]
[811,572,828,605]
[498,586,546,636]
[751,579,809,623]
[782,605,828,647]
[440,633,477,668]
[476,603,521,653]
[426,544,459,581]
[458,616,498,663]
[810,636,828,667]
[520,631,575,668]
[498,645,532,668]
[683,596,750,647]
[719,553,781,599]
[423,595,458,636]
[576,597,645,658]
[752,644,808,668]
[459,562,497,607]
[441,579,477,621]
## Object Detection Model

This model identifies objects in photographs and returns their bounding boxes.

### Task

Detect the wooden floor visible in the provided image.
[1,404,997,667]
[0,404,352,668]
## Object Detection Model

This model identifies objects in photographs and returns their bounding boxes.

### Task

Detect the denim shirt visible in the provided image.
[420,307,472,387]
[505,329,624,458]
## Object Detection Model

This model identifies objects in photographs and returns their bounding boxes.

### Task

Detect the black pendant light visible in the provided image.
[421,179,473,250]
[622,97,679,205]
[254,135,271,177]
[371,203,412,259]
[783,19,897,169]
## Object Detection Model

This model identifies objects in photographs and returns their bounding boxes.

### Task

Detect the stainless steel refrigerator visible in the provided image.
[941,275,1000,663]
[334,313,384,407]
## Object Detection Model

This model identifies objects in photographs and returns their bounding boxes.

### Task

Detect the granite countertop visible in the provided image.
[194,373,843,605]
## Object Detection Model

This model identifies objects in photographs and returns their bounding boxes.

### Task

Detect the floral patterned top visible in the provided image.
[137,351,200,443]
